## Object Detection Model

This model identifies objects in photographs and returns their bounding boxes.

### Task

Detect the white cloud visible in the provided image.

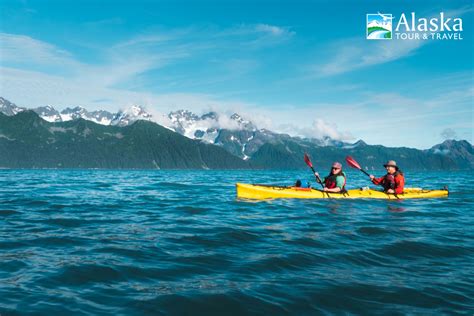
[0,23,292,108]
[316,37,424,77]
[0,33,78,69]
[0,66,256,113]
[311,118,354,140]
[254,24,292,36]
[214,115,241,130]
[276,119,354,141]
[216,23,294,48]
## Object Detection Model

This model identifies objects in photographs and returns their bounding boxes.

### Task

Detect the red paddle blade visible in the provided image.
[345,155,362,169]
[304,153,313,168]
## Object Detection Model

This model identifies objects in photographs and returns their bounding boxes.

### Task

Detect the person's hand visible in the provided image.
[314,172,319,178]
[387,189,395,194]
[323,187,329,192]
[369,175,375,180]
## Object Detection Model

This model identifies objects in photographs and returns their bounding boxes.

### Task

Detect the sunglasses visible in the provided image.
[332,167,340,170]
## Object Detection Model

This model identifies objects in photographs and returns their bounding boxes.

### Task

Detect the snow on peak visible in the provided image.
[33,106,62,122]
[0,97,152,127]
[128,105,148,117]
[166,110,257,143]
[230,113,255,131]
[110,105,153,127]
[0,97,26,116]
[167,110,214,139]
[168,110,200,123]
[59,106,94,122]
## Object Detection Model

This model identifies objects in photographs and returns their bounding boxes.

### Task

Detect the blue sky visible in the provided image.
[0,0,472,148]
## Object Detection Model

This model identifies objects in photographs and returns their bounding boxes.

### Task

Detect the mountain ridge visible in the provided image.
[0,110,250,169]
[1,97,472,170]
[0,97,354,159]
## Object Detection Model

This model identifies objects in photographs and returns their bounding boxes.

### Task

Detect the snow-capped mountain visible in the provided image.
[0,96,352,160]
[168,110,258,141]
[230,113,256,131]
[168,110,223,142]
[60,107,115,125]
[165,110,359,159]
[167,109,284,159]
[110,105,153,127]
[30,106,115,125]
[0,97,151,127]
[33,106,62,122]
[0,97,26,116]
[59,106,88,121]
[88,110,115,125]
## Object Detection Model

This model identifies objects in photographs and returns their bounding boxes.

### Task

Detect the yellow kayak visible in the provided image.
[236,183,449,200]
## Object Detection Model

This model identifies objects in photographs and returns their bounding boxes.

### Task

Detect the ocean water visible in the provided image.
[0,169,473,315]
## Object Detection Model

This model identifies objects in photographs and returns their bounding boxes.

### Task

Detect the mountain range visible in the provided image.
[0,110,248,169]
[0,97,350,160]
[0,97,472,170]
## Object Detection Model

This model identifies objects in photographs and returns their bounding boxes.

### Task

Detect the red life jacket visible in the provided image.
[381,171,403,192]
[324,172,346,190]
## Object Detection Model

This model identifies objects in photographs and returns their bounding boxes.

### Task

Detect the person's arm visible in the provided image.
[314,172,323,184]
[323,187,341,192]
[394,175,405,194]
[370,175,384,185]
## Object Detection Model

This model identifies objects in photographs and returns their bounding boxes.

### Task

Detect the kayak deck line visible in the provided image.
[236,183,449,200]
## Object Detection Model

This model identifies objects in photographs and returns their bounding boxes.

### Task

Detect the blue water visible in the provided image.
[1,170,473,315]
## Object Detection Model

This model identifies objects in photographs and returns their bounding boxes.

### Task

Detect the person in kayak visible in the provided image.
[369,160,405,194]
[314,162,346,192]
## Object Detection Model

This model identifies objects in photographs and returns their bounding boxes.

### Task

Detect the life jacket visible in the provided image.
[381,171,403,192]
[324,172,346,190]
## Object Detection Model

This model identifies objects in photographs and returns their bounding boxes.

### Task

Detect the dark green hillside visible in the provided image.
[249,139,474,171]
[0,111,471,170]
[0,111,248,169]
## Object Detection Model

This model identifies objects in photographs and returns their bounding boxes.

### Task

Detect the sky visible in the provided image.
[0,0,472,149]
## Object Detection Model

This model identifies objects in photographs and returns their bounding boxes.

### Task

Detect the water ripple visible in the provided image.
[0,169,473,314]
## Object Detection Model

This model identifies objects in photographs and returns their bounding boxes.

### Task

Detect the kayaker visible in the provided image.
[314,162,346,192]
[369,160,405,194]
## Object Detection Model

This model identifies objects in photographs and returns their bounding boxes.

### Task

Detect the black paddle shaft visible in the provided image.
[304,153,324,188]
[359,168,371,177]
[310,166,324,187]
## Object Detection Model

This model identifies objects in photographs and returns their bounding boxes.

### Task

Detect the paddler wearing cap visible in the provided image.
[314,162,347,193]
[369,160,405,194]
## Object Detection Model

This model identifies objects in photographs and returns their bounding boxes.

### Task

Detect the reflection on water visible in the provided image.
[387,205,406,212]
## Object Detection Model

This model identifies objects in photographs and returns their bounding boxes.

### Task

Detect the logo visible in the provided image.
[366,12,464,41]
[366,13,393,40]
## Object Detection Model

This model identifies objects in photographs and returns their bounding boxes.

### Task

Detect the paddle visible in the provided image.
[345,156,371,177]
[304,153,324,188]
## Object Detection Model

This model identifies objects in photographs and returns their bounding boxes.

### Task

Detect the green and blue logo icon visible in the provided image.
[366,13,393,40]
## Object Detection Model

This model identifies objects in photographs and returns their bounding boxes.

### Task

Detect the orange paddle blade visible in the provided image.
[345,155,362,170]
[304,153,313,168]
